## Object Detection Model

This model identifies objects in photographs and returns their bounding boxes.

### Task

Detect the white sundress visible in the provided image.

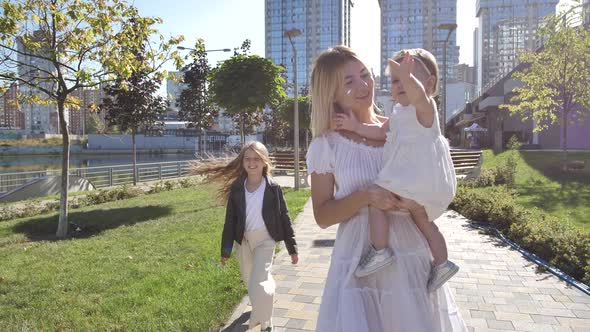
[306,131,466,332]
[375,103,457,221]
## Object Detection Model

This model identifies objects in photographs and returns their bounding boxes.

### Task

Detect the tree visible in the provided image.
[209,41,286,144]
[176,39,218,158]
[501,4,590,170]
[0,0,183,237]
[86,112,105,134]
[270,96,311,147]
[102,74,167,185]
[102,17,170,185]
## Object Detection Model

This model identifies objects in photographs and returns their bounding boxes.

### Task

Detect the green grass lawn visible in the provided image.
[480,149,590,233]
[0,185,310,331]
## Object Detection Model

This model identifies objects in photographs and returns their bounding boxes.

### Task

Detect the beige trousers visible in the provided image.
[236,228,276,329]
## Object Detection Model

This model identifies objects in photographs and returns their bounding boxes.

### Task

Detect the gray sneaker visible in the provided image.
[427,260,459,292]
[354,247,394,278]
[261,321,273,331]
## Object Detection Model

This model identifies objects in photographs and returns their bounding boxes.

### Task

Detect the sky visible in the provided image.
[134,0,574,77]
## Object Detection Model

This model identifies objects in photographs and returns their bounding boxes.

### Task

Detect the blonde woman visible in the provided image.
[334,49,459,289]
[193,141,298,332]
[307,46,466,332]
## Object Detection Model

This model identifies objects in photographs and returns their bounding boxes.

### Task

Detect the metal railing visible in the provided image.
[0,160,195,195]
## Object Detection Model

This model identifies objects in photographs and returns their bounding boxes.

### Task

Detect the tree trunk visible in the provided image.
[56,98,70,238]
[199,128,203,159]
[562,111,569,172]
[132,130,137,186]
[240,114,245,145]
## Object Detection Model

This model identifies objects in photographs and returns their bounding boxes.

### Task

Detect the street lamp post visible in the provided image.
[176,46,231,156]
[436,23,457,137]
[284,28,302,190]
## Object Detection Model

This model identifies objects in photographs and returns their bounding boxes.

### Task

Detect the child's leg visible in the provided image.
[408,205,448,266]
[369,205,389,250]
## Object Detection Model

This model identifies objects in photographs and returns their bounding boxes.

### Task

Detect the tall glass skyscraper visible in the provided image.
[379,0,459,91]
[265,0,352,95]
[476,0,558,92]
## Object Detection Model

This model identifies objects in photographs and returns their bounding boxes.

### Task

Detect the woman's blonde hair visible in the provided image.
[391,48,440,95]
[190,141,273,201]
[310,45,373,137]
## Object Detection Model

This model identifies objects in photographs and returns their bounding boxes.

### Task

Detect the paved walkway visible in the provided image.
[221,195,589,332]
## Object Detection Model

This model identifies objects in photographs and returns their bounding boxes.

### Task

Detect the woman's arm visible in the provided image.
[311,173,400,229]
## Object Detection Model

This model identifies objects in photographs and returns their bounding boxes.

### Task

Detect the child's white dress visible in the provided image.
[375,103,456,221]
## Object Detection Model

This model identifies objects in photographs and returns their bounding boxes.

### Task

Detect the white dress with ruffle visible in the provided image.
[375,103,457,221]
[306,131,466,332]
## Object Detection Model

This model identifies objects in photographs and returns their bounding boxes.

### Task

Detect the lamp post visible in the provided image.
[176,46,231,156]
[284,28,302,190]
[436,23,457,136]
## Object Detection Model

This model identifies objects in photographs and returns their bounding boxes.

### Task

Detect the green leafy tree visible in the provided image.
[269,96,311,147]
[0,0,183,237]
[86,112,105,134]
[176,39,218,158]
[102,17,170,185]
[209,40,286,144]
[501,4,590,170]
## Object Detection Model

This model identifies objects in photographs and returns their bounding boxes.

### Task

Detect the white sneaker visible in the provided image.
[355,247,394,278]
[427,260,459,292]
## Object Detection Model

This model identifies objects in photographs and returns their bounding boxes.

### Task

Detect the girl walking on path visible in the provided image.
[192,141,298,331]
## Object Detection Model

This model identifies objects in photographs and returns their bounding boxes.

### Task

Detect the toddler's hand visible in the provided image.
[220,257,228,267]
[333,111,359,132]
[291,254,299,265]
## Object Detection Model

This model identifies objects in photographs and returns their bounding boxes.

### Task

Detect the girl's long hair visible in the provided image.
[190,141,273,201]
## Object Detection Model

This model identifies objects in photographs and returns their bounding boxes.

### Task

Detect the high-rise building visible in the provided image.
[17,30,57,134]
[379,0,459,91]
[265,0,353,95]
[0,83,24,129]
[476,0,558,93]
[68,87,103,135]
[455,64,476,85]
[166,71,186,111]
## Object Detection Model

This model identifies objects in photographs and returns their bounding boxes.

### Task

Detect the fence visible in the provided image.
[0,160,195,195]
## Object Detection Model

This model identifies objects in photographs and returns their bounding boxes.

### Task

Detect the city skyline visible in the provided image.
[265,0,353,94]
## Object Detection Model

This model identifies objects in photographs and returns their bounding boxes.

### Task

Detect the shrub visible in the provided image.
[452,185,590,285]
[506,134,523,150]
[493,153,518,187]
[84,185,143,205]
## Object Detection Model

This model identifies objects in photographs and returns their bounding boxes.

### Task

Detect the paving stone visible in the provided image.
[220,200,590,332]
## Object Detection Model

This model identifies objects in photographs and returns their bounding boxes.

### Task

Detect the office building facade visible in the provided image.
[265,0,353,95]
[379,0,459,91]
[476,0,558,92]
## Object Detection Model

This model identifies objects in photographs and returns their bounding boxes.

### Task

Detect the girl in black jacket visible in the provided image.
[192,141,298,331]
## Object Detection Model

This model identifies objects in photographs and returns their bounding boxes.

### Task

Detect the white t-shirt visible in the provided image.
[244,178,267,232]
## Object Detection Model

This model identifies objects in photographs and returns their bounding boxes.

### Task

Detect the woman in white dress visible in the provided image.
[307,45,467,332]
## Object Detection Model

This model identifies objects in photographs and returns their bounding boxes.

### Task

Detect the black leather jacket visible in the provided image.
[221,176,298,258]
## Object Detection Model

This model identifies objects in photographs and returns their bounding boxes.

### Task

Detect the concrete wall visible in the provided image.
[0,145,83,155]
[88,134,198,150]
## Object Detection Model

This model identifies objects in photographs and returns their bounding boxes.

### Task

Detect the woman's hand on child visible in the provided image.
[396,196,422,212]
[367,185,400,211]
[333,111,359,132]
[220,257,228,267]
[291,254,299,265]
